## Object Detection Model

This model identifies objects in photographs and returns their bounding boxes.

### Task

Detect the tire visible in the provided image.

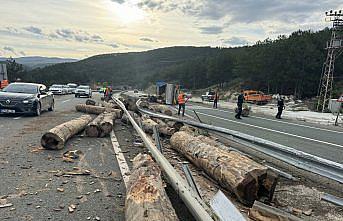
[75,94,78,98]
[48,100,54,111]
[34,102,41,116]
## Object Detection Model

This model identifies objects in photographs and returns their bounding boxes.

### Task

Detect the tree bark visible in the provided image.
[249,201,303,221]
[41,115,93,150]
[75,104,106,115]
[149,104,173,116]
[125,154,179,221]
[141,119,175,136]
[85,112,116,137]
[170,131,278,206]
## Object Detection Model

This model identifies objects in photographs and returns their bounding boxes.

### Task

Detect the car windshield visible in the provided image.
[78,86,89,89]
[51,85,62,88]
[3,84,38,94]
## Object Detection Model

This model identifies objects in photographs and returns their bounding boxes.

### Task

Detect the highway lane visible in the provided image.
[185,104,343,164]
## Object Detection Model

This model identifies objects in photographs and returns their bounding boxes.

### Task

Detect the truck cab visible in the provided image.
[0,62,9,89]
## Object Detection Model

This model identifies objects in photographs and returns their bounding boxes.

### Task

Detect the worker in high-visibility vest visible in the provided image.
[177,91,188,116]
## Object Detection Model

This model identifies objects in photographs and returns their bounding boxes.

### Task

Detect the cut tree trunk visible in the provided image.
[149,104,173,116]
[85,112,116,137]
[125,154,179,221]
[170,131,278,206]
[85,99,96,106]
[141,119,175,136]
[41,115,93,150]
[75,104,106,115]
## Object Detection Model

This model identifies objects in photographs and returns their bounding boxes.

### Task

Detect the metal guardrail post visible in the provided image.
[112,97,215,221]
[152,125,163,153]
[182,163,202,199]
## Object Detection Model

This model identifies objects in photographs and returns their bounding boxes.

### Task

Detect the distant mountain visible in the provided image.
[0,56,78,69]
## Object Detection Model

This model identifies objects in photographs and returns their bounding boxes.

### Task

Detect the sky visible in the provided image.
[0,0,342,59]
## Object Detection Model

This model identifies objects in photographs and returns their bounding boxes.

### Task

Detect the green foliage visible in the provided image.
[24,29,343,98]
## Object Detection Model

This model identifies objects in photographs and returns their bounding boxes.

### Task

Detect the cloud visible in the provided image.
[23,26,43,35]
[109,43,119,48]
[223,37,250,46]
[3,46,26,56]
[111,0,125,4]
[199,26,223,34]
[139,37,157,42]
[51,28,104,43]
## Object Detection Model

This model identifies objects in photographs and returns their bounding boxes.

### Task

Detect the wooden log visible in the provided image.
[41,115,93,150]
[249,201,303,221]
[125,154,179,221]
[141,119,175,136]
[149,104,173,116]
[75,104,106,115]
[85,99,96,106]
[170,131,277,206]
[85,112,116,137]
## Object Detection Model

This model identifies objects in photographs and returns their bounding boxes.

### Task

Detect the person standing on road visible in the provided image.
[276,96,285,119]
[177,91,187,116]
[235,90,245,119]
[213,91,219,108]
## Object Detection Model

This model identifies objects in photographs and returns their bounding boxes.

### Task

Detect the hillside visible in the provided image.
[20,28,343,98]
[0,56,77,69]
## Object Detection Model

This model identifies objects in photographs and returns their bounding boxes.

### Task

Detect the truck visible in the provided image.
[0,62,9,89]
[201,91,216,101]
[243,90,272,105]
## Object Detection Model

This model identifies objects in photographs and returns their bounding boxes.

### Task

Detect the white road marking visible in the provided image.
[189,104,343,134]
[61,99,71,103]
[110,131,130,188]
[196,111,343,149]
[13,117,21,120]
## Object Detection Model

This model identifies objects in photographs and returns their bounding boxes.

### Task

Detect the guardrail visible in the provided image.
[136,100,343,184]
[112,97,216,221]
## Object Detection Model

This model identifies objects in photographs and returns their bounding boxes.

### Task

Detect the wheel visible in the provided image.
[34,102,41,116]
[48,100,54,111]
[75,94,78,98]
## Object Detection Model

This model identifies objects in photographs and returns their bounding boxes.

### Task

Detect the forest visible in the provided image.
[10,28,343,99]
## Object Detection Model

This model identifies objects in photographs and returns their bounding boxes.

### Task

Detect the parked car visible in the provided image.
[201,91,215,101]
[75,85,92,98]
[0,82,54,116]
[67,83,78,94]
[49,84,68,95]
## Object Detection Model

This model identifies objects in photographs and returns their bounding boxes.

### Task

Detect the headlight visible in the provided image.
[23,99,35,104]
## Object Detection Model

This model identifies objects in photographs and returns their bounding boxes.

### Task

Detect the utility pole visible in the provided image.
[317,10,343,112]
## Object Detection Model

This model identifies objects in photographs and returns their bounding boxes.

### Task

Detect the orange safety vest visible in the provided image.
[178,93,185,104]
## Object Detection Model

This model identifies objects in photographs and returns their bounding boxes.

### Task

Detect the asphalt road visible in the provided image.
[185,103,343,164]
[0,93,126,221]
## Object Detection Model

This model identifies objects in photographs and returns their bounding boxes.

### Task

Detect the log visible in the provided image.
[170,131,278,206]
[149,104,173,116]
[249,201,303,221]
[41,115,93,150]
[125,154,179,221]
[85,99,96,106]
[141,119,175,136]
[75,104,106,115]
[85,112,116,137]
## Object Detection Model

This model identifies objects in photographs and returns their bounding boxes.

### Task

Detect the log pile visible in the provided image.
[170,130,278,206]
[125,154,179,221]
[85,112,116,137]
[41,115,93,150]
